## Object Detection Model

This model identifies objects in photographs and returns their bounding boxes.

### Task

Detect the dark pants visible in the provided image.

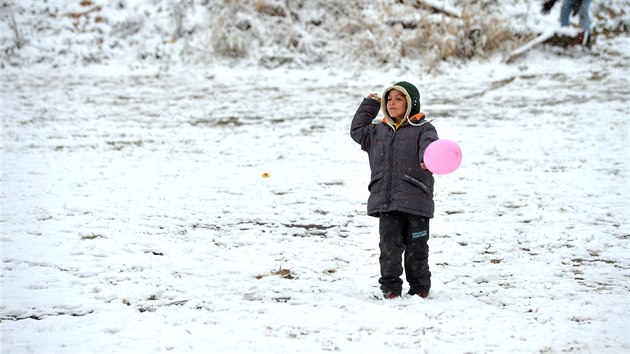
[378,211,431,296]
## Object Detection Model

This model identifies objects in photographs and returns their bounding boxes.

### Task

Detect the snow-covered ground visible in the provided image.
[2,32,629,352]
[2,0,630,351]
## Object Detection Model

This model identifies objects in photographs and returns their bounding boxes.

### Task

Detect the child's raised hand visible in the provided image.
[367,93,381,102]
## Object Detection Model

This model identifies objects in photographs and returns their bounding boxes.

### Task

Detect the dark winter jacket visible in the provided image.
[350,85,438,218]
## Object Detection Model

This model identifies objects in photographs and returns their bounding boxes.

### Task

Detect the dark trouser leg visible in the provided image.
[378,212,404,295]
[404,214,431,294]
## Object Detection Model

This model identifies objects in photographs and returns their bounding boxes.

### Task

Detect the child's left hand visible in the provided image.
[420,162,428,170]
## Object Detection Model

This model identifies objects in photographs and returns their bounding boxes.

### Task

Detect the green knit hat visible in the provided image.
[381,81,421,122]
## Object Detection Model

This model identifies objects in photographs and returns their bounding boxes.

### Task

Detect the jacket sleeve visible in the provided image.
[350,98,381,151]
[418,124,439,162]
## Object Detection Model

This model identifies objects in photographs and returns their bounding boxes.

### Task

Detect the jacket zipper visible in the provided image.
[385,128,397,208]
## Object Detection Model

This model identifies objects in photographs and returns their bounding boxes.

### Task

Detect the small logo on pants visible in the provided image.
[412,230,428,239]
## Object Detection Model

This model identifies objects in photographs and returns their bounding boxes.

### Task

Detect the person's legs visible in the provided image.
[579,0,591,34]
[378,212,405,296]
[403,214,431,296]
[560,0,575,27]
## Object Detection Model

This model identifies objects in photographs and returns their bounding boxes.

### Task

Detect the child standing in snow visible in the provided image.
[350,81,438,299]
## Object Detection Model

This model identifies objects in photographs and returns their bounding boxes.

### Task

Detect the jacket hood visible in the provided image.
[381,81,421,125]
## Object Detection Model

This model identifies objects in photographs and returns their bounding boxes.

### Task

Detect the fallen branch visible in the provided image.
[8,8,26,50]
[67,6,102,19]
[503,28,556,64]
[504,27,586,64]
[418,0,461,18]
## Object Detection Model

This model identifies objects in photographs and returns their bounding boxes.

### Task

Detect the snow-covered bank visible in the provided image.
[2,32,629,352]
[2,0,629,71]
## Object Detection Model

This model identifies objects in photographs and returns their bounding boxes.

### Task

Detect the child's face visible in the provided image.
[386,89,407,121]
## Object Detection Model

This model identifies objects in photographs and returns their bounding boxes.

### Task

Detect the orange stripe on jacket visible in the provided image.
[409,112,425,122]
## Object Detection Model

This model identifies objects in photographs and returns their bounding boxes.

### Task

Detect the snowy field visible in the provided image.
[2,34,630,353]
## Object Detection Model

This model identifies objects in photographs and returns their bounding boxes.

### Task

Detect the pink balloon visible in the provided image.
[423,139,462,175]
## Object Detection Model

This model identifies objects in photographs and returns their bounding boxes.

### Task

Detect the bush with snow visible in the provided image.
[0,0,628,69]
